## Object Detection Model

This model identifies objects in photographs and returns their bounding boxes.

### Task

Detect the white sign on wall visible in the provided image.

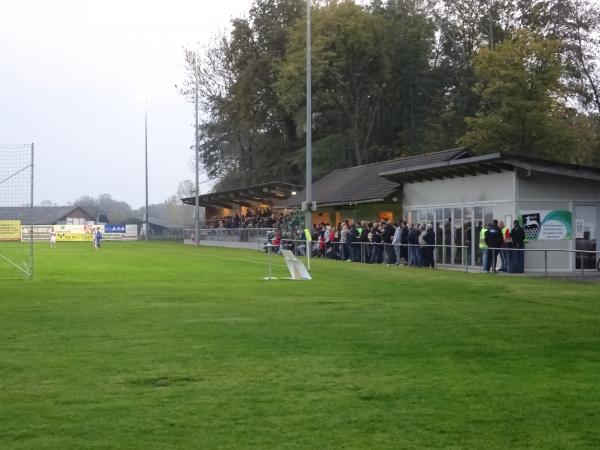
[520,210,573,240]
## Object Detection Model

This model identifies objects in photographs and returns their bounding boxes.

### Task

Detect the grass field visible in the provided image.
[1,241,599,449]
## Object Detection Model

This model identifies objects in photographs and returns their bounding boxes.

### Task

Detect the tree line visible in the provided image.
[180,0,600,191]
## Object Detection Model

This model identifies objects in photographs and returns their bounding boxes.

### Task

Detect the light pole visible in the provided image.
[194,52,200,248]
[145,96,149,242]
[305,0,312,231]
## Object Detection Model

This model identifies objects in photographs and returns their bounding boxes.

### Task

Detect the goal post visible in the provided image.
[0,143,34,278]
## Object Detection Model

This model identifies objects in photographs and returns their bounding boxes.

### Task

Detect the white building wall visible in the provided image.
[402,171,515,208]
[516,172,600,272]
[517,172,600,201]
[401,169,599,272]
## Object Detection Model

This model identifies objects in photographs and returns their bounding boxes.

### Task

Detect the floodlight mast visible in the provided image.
[305,0,313,231]
[195,52,200,248]
[145,96,149,243]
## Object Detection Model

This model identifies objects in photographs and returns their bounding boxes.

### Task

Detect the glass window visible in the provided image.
[575,205,597,270]
[435,209,443,263]
[474,206,483,266]
[484,206,494,228]
[443,208,452,263]
[454,208,463,264]
[463,207,473,266]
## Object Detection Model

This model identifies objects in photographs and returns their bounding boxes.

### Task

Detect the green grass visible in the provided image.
[1,241,599,449]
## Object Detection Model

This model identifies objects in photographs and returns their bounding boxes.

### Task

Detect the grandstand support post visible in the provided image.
[29,143,34,278]
[194,52,200,248]
[304,0,312,247]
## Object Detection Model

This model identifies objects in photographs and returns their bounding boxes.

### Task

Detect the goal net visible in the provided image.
[0,144,33,278]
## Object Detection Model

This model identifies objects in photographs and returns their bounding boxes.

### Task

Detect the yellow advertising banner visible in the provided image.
[54,224,104,242]
[0,220,21,241]
[56,232,93,242]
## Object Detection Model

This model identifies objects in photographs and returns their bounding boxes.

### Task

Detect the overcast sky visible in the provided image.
[0,0,254,208]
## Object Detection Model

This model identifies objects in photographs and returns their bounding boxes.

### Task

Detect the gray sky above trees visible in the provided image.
[0,0,252,208]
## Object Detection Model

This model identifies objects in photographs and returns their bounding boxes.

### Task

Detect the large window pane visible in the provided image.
[435,208,443,263]
[463,207,473,265]
[443,208,452,263]
[575,205,597,269]
[454,208,463,264]
[484,206,494,228]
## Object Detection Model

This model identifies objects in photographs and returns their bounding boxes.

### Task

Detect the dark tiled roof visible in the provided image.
[379,152,600,183]
[0,205,98,224]
[276,148,471,208]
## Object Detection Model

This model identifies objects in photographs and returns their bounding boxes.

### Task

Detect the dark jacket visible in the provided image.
[407,228,419,245]
[382,223,394,243]
[423,228,435,246]
[511,225,525,248]
[485,226,503,248]
[400,226,409,244]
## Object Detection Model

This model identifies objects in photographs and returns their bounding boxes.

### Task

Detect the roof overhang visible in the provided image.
[379,153,600,183]
[181,181,304,209]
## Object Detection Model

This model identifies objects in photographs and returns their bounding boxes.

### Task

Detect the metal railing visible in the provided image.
[184,227,277,243]
[256,238,600,278]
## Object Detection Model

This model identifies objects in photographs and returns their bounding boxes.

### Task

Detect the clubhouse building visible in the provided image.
[184,149,600,273]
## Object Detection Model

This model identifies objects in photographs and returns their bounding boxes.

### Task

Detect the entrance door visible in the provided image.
[575,205,597,269]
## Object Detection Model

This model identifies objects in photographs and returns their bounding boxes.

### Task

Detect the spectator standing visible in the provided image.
[499,220,511,272]
[392,223,402,265]
[510,220,526,273]
[340,223,348,260]
[417,225,426,267]
[479,223,489,271]
[400,221,409,264]
[382,219,395,264]
[484,220,503,272]
[407,224,419,266]
[370,223,382,264]
[423,223,436,268]
[347,223,358,261]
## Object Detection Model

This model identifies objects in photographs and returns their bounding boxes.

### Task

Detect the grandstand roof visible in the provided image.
[181,181,303,209]
[275,148,471,208]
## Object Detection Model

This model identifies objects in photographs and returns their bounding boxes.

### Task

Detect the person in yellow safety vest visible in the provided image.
[499,220,512,272]
[479,223,489,271]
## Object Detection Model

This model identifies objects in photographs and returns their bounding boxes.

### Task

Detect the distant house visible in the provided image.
[0,205,103,225]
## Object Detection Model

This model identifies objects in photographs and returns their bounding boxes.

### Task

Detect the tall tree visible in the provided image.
[459,30,575,159]
[181,0,304,189]
[279,1,391,167]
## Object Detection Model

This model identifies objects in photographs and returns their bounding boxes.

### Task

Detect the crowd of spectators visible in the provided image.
[206,208,290,230]
[266,218,526,272]
[206,208,527,272]
[307,220,435,267]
